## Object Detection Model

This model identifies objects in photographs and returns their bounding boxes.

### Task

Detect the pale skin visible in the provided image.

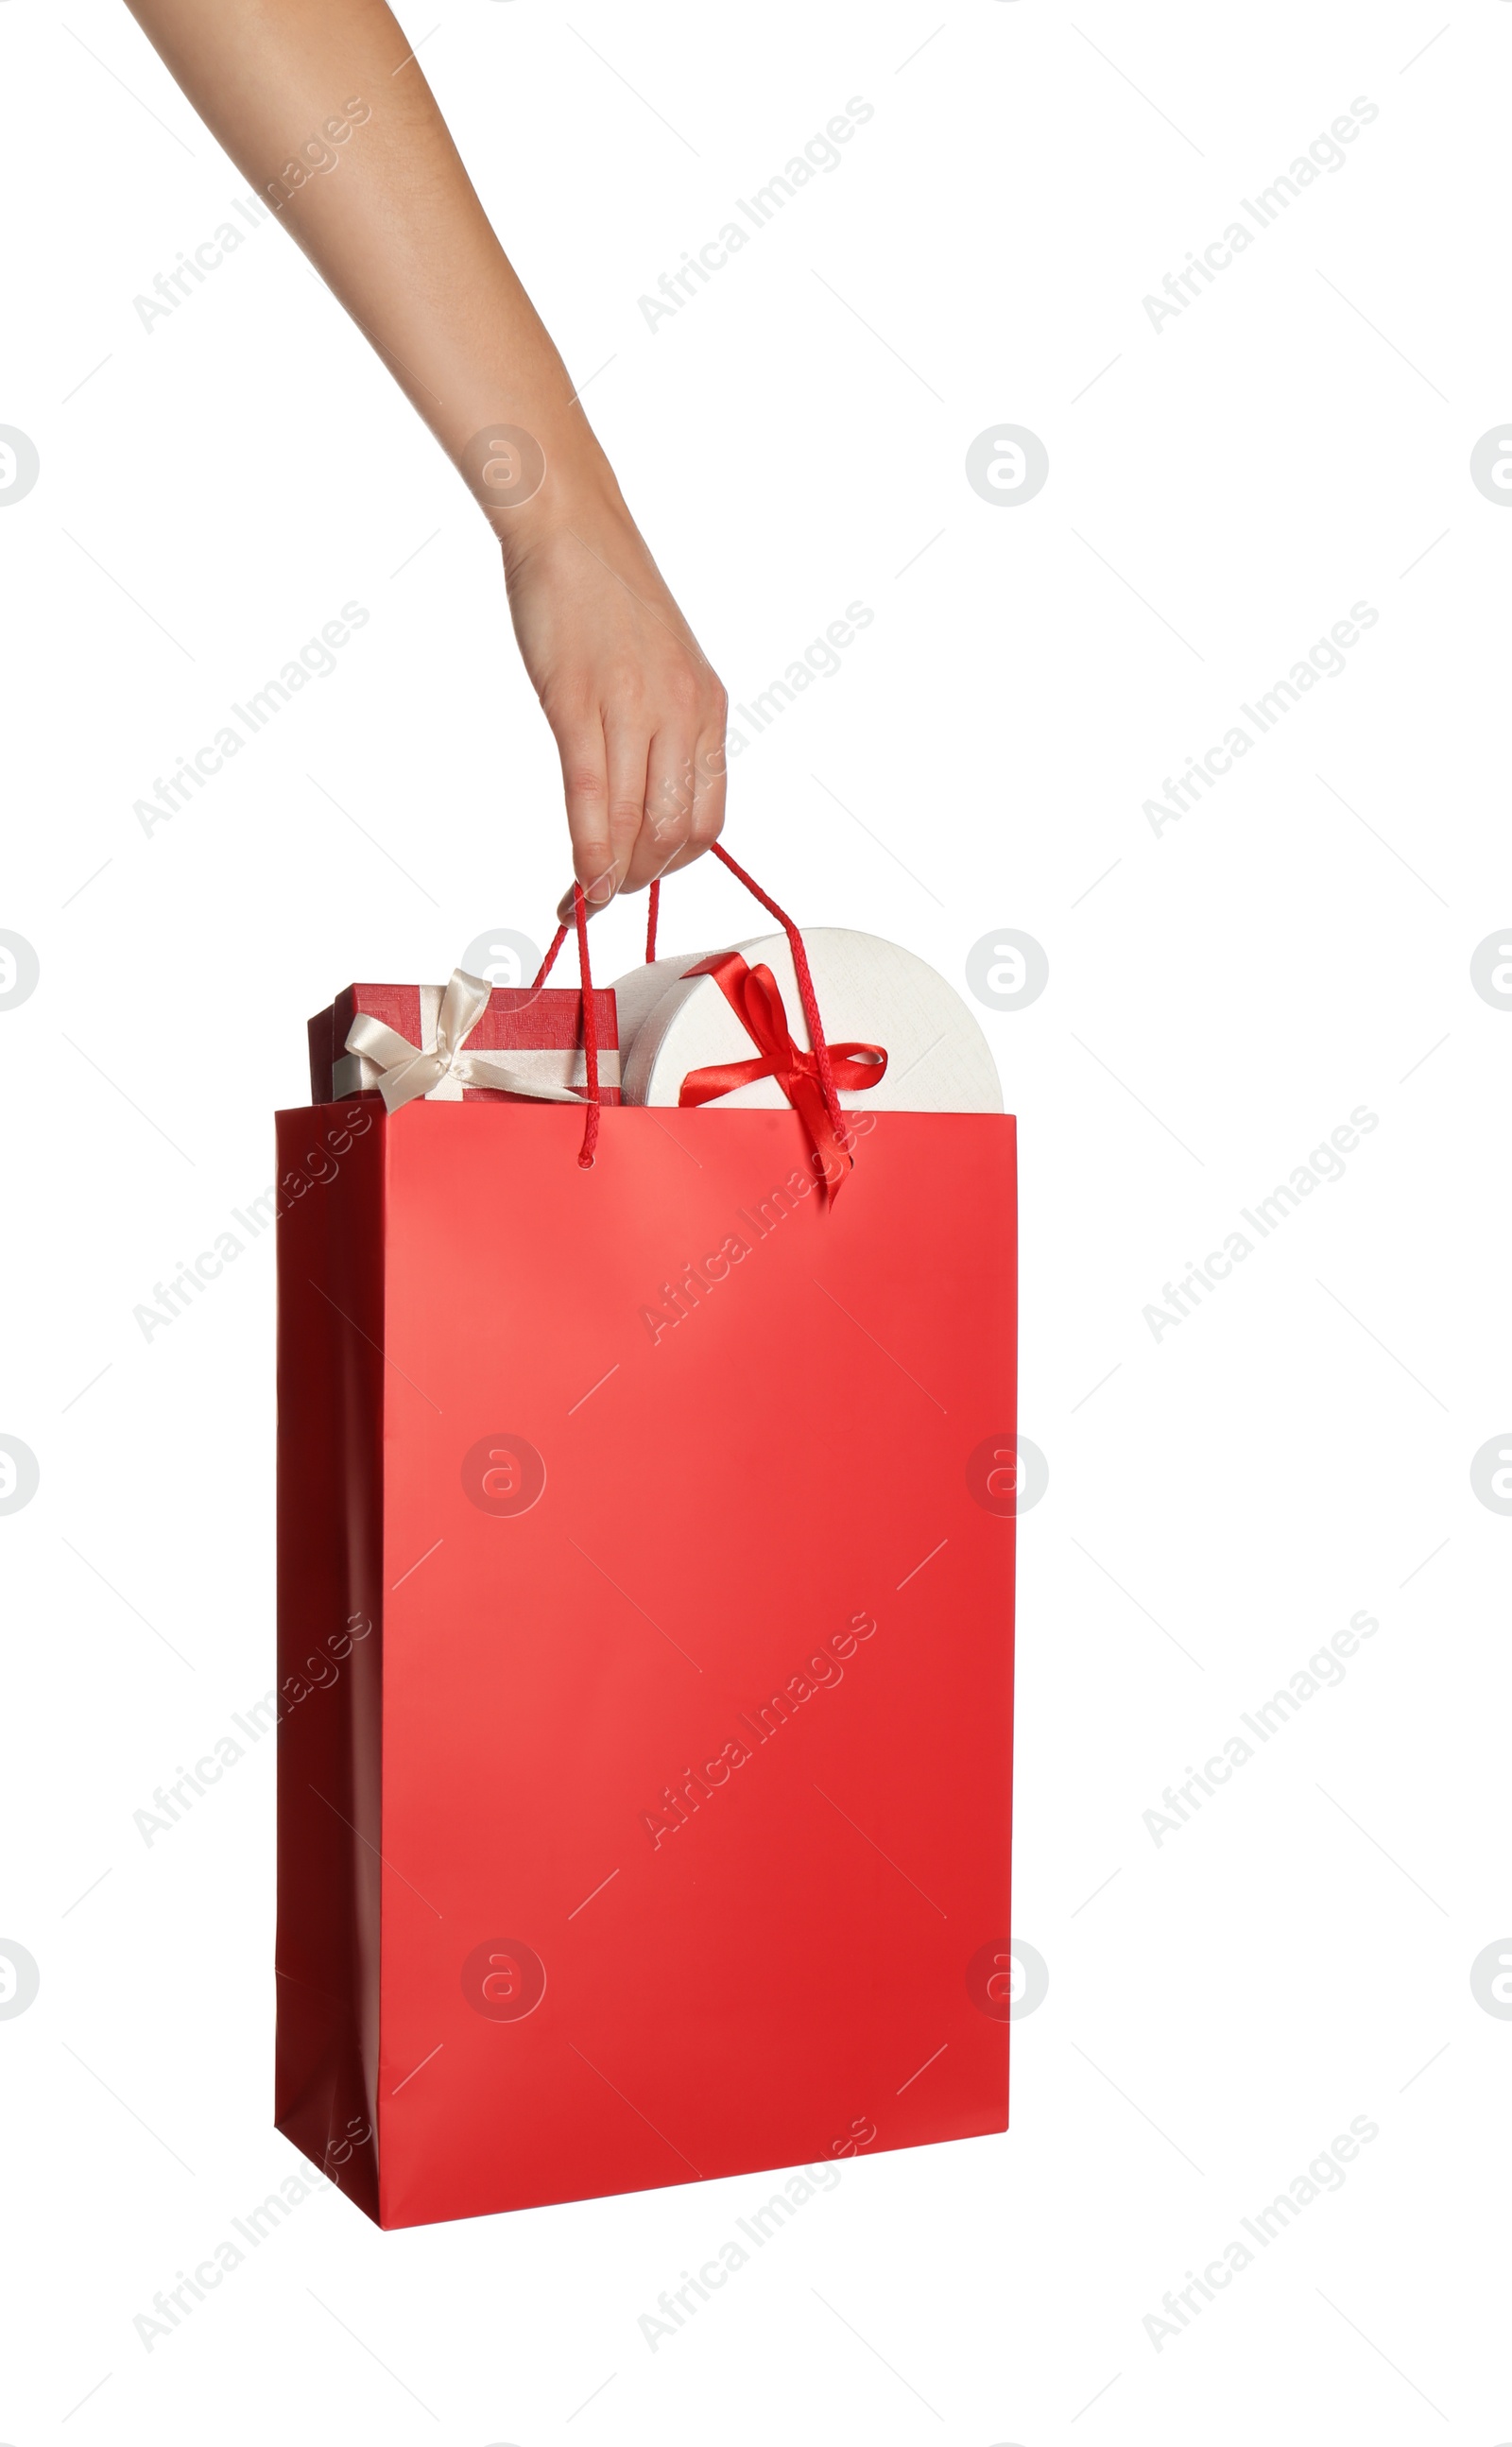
[125,0,728,917]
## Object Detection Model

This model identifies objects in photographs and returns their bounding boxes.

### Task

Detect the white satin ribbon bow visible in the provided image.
[343,970,587,1112]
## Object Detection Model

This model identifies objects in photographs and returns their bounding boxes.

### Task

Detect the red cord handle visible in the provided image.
[705,843,843,1137]
[529,885,599,1166]
[529,847,845,1171]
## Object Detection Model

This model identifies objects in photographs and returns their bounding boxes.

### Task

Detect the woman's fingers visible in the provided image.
[659,720,728,876]
[602,714,653,899]
[554,715,617,911]
[552,715,649,921]
[556,703,725,917]
[624,731,696,893]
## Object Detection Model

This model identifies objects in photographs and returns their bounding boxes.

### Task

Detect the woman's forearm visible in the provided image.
[125,0,728,901]
[125,0,601,519]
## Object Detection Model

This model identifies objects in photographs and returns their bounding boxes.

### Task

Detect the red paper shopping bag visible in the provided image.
[275,856,1016,2228]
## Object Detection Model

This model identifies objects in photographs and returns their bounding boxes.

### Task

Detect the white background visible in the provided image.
[2,0,1509,2438]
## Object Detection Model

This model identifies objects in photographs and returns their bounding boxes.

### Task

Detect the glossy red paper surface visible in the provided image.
[275,1098,1015,2227]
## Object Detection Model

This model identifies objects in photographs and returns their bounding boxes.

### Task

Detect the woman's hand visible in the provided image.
[499,467,727,918]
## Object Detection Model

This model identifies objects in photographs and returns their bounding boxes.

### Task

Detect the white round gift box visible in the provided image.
[609,928,1004,1112]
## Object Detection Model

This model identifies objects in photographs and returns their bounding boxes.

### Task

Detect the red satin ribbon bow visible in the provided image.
[676,951,887,1192]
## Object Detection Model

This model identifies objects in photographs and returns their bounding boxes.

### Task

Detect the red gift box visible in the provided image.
[308,979,621,1105]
